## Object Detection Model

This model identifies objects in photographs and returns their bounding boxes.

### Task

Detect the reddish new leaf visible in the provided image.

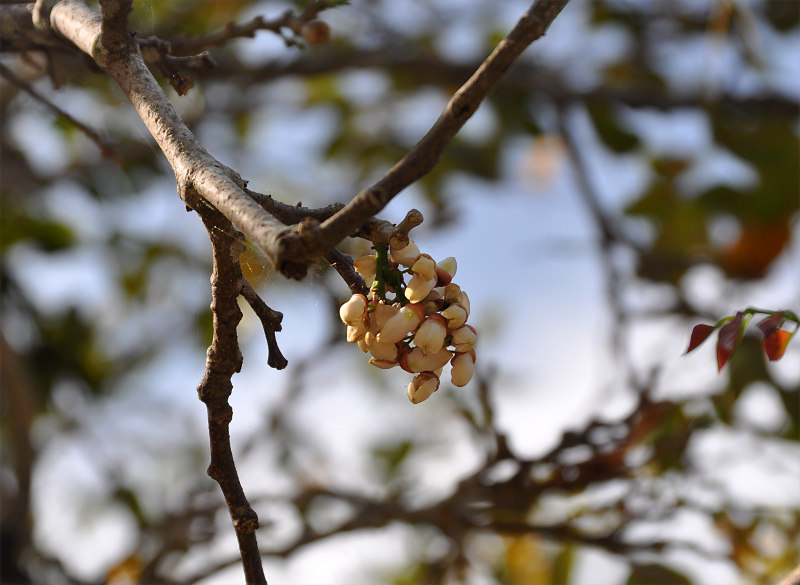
[686,324,716,354]
[763,329,791,361]
[716,312,744,371]
[757,313,784,336]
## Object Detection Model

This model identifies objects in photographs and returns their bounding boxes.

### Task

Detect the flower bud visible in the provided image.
[371,302,399,332]
[401,346,453,373]
[411,254,436,281]
[369,357,398,369]
[389,240,420,267]
[436,257,457,285]
[356,338,369,353]
[301,20,330,45]
[413,315,447,355]
[407,372,440,404]
[353,254,377,278]
[443,283,463,304]
[460,290,471,316]
[450,324,477,352]
[441,303,468,329]
[405,274,437,303]
[364,331,398,361]
[377,303,424,344]
[339,294,367,326]
[450,350,476,387]
[346,322,368,343]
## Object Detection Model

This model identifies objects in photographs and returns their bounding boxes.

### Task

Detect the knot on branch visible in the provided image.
[274,218,322,280]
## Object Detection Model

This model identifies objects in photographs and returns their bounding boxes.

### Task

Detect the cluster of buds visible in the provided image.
[339,237,476,404]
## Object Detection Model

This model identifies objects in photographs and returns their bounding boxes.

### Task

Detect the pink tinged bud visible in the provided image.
[407,372,440,404]
[411,254,437,281]
[450,324,477,352]
[405,274,437,303]
[364,331,399,361]
[339,294,367,326]
[346,322,368,343]
[401,346,453,373]
[353,254,377,278]
[377,303,424,344]
[436,257,457,285]
[389,240,421,267]
[450,351,476,387]
[369,357,398,370]
[441,303,468,329]
[413,315,447,355]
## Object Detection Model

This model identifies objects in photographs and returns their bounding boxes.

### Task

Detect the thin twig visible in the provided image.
[0,62,120,161]
[271,0,571,278]
[240,280,288,370]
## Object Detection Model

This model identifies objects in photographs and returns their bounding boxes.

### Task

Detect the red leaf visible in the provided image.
[685,324,715,354]
[716,312,744,371]
[763,329,791,361]
[757,313,784,336]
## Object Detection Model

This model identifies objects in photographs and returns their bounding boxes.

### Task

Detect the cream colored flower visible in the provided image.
[407,372,440,404]
[401,346,453,373]
[364,331,399,361]
[411,254,437,281]
[436,257,457,285]
[389,240,421,267]
[405,274,437,303]
[339,294,367,326]
[441,303,468,329]
[353,254,377,278]
[450,351,476,387]
[450,324,477,352]
[377,303,424,344]
[413,315,447,355]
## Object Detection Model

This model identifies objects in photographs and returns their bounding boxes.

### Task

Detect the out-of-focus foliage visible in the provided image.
[1,0,798,584]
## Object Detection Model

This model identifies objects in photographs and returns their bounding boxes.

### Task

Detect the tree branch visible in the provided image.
[195,205,267,585]
[270,0,571,278]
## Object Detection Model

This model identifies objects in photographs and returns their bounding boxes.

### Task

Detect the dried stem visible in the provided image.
[240,280,288,370]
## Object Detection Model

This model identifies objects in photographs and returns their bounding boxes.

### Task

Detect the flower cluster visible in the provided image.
[340,238,476,404]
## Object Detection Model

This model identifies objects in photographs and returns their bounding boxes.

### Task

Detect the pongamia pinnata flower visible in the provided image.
[411,254,437,282]
[389,240,421,267]
[369,357,398,369]
[450,351,476,387]
[436,257,457,285]
[405,274,437,303]
[353,254,377,278]
[346,322,368,343]
[339,294,367,326]
[364,331,399,361]
[378,303,424,344]
[450,324,477,353]
[413,315,447,355]
[441,303,468,329]
[401,346,453,373]
[407,372,440,404]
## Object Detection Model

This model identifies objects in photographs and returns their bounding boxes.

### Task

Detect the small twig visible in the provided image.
[240,279,288,370]
[0,62,120,161]
[325,249,368,296]
[153,0,340,56]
